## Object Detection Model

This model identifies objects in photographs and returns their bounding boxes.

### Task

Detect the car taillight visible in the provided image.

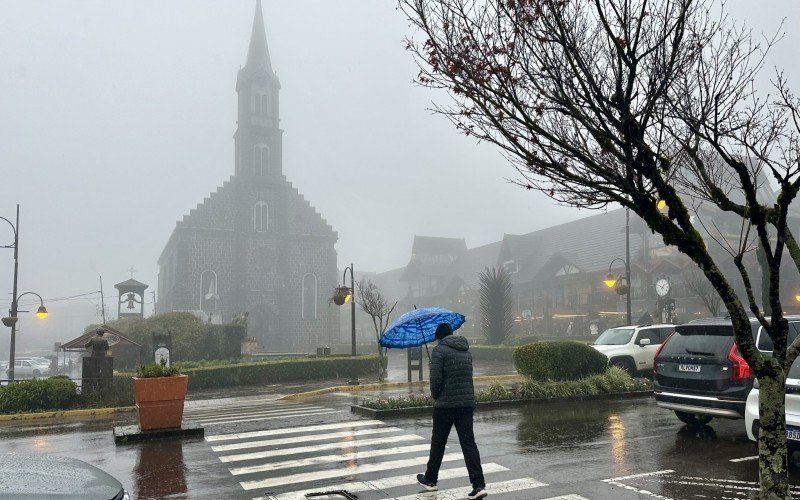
[653,332,675,376]
[728,343,752,382]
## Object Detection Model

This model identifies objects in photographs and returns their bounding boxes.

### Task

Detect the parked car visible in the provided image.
[591,324,676,375]
[0,453,128,499]
[4,358,50,378]
[653,317,762,425]
[744,320,800,446]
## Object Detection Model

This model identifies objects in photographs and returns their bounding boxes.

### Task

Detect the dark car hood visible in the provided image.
[0,453,124,499]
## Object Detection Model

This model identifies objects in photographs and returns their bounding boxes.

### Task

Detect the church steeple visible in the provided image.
[245,0,272,72]
[234,0,282,179]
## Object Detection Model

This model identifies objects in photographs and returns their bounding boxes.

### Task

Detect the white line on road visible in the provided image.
[220,434,425,462]
[206,419,385,442]
[211,427,402,453]
[195,407,332,423]
[230,443,432,475]
[186,404,322,419]
[392,477,547,500]
[602,470,675,482]
[263,463,510,500]
[186,400,308,413]
[729,455,759,462]
[539,496,591,500]
[239,452,465,491]
[200,409,335,426]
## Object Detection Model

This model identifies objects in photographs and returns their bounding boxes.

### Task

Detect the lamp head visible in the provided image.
[795,294,800,303]
[657,199,668,211]
[332,286,351,306]
[603,273,617,289]
[36,305,48,320]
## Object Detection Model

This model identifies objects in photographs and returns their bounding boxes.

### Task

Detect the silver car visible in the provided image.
[4,358,50,378]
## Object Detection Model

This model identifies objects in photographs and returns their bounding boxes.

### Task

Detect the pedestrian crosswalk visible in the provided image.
[201,406,550,499]
[184,398,341,427]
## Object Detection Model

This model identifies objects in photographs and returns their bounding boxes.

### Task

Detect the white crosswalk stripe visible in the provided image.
[200,402,552,499]
[184,400,340,426]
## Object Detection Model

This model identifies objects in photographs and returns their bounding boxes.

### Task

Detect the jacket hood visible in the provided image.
[440,335,469,351]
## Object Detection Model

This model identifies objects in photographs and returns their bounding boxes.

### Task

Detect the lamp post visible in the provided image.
[332,263,358,385]
[603,209,632,325]
[0,205,48,381]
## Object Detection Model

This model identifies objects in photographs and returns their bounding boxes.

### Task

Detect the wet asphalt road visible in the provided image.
[1,394,799,499]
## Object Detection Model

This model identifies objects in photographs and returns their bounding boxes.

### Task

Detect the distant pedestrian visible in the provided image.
[416,323,486,499]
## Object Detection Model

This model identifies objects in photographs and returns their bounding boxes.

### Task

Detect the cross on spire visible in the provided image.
[127,266,138,279]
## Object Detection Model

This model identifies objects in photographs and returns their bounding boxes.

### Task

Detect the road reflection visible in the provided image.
[516,402,614,448]
[134,439,188,499]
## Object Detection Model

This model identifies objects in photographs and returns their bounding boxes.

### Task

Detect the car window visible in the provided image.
[657,327,675,343]
[788,357,800,379]
[660,326,736,358]
[636,329,659,345]
[756,323,800,352]
[593,328,635,345]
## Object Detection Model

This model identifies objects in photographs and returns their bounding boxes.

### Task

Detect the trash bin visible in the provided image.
[316,347,324,355]
[323,346,331,356]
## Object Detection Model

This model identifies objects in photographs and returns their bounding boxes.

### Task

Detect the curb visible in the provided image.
[0,406,135,422]
[279,374,523,400]
[351,390,653,418]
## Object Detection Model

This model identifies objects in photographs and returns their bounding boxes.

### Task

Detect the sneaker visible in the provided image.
[416,473,438,491]
[467,486,488,499]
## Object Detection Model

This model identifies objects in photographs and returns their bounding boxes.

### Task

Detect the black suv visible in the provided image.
[653,317,761,425]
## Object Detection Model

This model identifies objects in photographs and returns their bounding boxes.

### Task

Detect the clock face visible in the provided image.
[655,278,670,297]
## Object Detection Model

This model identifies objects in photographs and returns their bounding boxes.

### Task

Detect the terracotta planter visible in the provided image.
[133,375,189,431]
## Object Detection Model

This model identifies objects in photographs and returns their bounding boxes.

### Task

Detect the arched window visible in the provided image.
[302,273,318,319]
[254,201,268,232]
[200,270,219,312]
[253,144,269,176]
[252,91,269,115]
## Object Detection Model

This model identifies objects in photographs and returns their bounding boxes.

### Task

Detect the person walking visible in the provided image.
[417,322,486,499]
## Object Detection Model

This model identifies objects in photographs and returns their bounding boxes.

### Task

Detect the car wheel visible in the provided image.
[611,359,635,376]
[675,410,713,426]
[32,369,41,377]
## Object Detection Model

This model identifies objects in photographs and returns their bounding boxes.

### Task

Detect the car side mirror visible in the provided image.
[639,338,652,347]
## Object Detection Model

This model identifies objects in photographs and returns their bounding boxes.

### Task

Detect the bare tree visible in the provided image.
[401,0,799,496]
[356,279,397,381]
[683,269,722,316]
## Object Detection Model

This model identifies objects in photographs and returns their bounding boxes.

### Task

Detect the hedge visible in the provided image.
[360,367,650,409]
[0,378,78,414]
[513,341,608,381]
[182,354,380,390]
[469,345,516,362]
[79,376,135,408]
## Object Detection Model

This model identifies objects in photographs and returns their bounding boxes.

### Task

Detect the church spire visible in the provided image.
[245,0,272,72]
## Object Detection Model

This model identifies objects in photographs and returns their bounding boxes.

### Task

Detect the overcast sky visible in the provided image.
[0,1,798,350]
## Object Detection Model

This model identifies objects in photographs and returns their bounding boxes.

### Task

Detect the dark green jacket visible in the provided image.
[429,335,476,408]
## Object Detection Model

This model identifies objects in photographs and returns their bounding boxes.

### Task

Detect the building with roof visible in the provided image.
[157,1,338,351]
[373,207,800,339]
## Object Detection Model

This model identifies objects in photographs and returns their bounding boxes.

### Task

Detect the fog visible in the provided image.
[0,1,798,350]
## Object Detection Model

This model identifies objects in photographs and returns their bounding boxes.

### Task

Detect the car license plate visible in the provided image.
[789,426,800,442]
[678,364,701,372]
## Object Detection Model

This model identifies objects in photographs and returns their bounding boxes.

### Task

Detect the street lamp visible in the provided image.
[0,205,48,381]
[603,207,632,326]
[332,263,359,385]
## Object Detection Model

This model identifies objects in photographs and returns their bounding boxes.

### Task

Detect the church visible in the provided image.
[157,1,339,352]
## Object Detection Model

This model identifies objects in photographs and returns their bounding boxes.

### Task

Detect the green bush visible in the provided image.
[513,341,608,381]
[137,360,181,378]
[79,376,135,408]
[470,345,516,362]
[183,354,380,390]
[0,378,78,414]
[359,367,651,409]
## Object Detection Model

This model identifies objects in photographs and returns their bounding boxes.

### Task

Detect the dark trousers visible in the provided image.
[425,406,485,488]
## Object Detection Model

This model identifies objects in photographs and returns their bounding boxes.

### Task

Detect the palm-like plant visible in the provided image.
[478,266,513,345]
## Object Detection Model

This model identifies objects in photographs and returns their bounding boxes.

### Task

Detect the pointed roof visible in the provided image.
[245,0,272,72]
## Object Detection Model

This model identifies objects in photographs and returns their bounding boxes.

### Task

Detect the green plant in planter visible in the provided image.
[136,358,181,378]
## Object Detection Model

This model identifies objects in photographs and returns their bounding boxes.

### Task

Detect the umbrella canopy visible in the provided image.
[379,307,466,349]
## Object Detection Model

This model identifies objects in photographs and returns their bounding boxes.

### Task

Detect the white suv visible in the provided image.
[591,324,676,375]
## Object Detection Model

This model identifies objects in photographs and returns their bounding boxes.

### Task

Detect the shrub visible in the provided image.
[79,376,135,408]
[0,378,78,414]
[136,359,181,378]
[513,341,608,381]
[183,355,380,390]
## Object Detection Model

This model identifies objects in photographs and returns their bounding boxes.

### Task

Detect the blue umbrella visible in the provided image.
[379,307,466,359]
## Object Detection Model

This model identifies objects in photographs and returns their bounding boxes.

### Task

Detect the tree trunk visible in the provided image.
[758,370,790,499]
